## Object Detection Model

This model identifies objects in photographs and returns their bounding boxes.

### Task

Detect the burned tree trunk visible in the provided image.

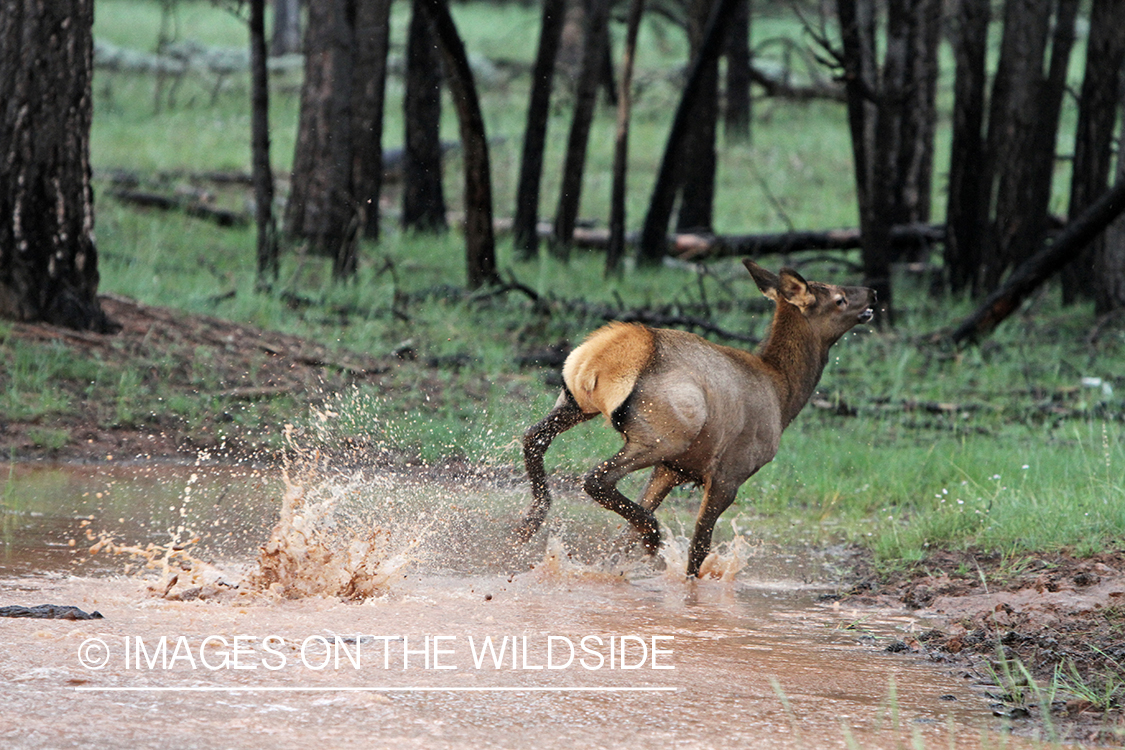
[1062,0,1125,306]
[353,0,393,241]
[0,0,115,332]
[980,0,1055,290]
[607,0,647,275]
[951,177,1125,344]
[249,0,278,285]
[676,0,720,235]
[1096,90,1125,315]
[285,0,359,278]
[514,0,567,258]
[271,0,303,56]
[723,0,751,142]
[403,0,447,233]
[552,0,612,253]
[637,0,741,264]
[944,0,990,295]
[417,0,498,289]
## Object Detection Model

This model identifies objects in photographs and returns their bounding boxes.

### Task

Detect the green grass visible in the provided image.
[3,0,1120,567]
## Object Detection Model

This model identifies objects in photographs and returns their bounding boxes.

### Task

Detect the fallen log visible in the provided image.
[951,176,1125,344]
[490,220,945,259]
[106,188,249,228]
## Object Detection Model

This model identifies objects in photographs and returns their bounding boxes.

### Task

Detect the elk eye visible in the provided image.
[835,297,847,308]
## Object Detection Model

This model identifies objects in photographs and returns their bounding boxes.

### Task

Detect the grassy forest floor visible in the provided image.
[4,282,1124,745]
[2,0,1124,743]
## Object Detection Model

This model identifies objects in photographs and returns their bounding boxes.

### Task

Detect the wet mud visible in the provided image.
[0,460,1078,749]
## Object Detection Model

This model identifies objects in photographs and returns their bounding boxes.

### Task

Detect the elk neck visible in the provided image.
[756,299,829,427]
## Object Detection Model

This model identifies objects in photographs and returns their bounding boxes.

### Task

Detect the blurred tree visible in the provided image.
[353,0,394,241]
[835,0,940,320]
[271,0,302,55]
[1096,94,1125,315]
[607,0,647,276]
[402,0,448,233]
[723,0,752,142]
[675,0,719,235]
[552,0,613,253]
[285,0,389,277]
[249,0,278,285]
[979,0,1077,291]
[284,0,359,278]
[513,0,567,258]
[0,0,115,332]
[1062,0,1125,307]
[943,0,990,295]
[416,0,498,288]
[638,0,741,264]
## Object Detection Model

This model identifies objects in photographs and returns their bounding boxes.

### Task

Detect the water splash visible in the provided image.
[245,444,431,600]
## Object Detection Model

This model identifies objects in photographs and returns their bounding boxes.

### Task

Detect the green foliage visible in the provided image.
[3,0,1119,567]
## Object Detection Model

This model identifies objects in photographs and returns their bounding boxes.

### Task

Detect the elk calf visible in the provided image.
[516,260,875,577]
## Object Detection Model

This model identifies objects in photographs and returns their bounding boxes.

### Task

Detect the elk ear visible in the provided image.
[743,260,780,301]
[777,268,815,309]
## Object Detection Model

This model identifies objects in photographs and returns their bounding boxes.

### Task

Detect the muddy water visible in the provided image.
[1,462,1040,749]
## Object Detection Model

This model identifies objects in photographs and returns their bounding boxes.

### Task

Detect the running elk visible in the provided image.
[516,260,876,577]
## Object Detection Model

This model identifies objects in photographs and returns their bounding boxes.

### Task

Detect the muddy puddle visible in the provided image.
[0,460,1055,749]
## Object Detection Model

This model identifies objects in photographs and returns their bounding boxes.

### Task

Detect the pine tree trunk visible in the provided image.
[284,0,359,277]
[944,0,990,294]
[607,0,646,275]
[353,0,393,241]
[552,0,612,252]
[637,0,741,263]
[271,0,303,56]
[1062,0,1125,306]
[723,0,752,143]
[513,0,567,257]
[0,0,114,332]
[675,0,720,234]
[981,0,1053,290]
[417,0,498,289]
[403,0,447,233]
[250,0,278,286]
[1096,96,1125,315]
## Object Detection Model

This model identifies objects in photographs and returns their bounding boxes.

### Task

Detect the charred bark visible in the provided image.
[271,0,303,56]
[637,0,741,264]
[513,0,567,258]
[607,0,647,275]
[552,0,613,253]
[0,0,115,332]
[353,0,393,240]
[403,0,447,233]
[249,0,278,285]
[417,0,498,289]
[1062,0,1125,306]
[676,0,720,235]
[944,0,990,294]
[723,0,752,142]
[284,0,359,278]
[981,0,1053,289]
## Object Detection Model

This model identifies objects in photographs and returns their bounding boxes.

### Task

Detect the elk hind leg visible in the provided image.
[515,392,592,542]
[583,445,676,555]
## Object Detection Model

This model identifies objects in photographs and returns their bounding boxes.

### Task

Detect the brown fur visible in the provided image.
[516,260,876,577]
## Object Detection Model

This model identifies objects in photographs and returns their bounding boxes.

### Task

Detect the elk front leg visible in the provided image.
[515,392,592,542]
[685,481,739,577]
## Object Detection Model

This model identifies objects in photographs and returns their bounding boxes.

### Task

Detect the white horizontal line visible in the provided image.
[74,686,679,693]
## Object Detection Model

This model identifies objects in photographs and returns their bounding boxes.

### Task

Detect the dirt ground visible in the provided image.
[4,296,1124,745]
